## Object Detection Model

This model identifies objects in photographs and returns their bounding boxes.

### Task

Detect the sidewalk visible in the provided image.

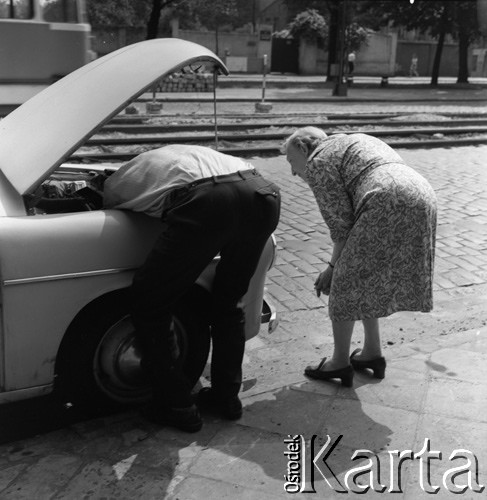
[0,319,485,498]
[1,75,486,109]
[0,146,486,497]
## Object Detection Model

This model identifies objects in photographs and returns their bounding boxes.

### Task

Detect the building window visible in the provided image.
[0,0,33,19]
[41,0,78,23]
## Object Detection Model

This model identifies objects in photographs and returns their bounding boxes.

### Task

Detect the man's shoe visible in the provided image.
[197,387,243,420]
[141,403,203,432]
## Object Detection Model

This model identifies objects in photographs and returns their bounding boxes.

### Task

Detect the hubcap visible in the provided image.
[94,315,185,403]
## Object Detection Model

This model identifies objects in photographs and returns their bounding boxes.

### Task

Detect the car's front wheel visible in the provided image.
[54,286,211,414]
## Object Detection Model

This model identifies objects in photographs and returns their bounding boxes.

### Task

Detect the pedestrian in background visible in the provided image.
[104,145,281,432]
[410,53,419,77]
[348,51,356,75]
[283,127,437,386]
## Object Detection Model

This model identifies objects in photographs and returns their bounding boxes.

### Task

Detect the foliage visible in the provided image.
[171,0,238,30]
[87,0,199,30]
[233,0,256,28]
[288,8,328,42]
[345,22,368,52]
[167,0,250,31]
[284,0,329,21]
[355,0,479,83]
[355,0,479,42]
[86,0,152,28]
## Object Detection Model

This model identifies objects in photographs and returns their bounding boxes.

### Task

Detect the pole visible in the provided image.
[261,54,267,102]
[333,0,348,96]
[255,54,272,112]
[213,71,219,150]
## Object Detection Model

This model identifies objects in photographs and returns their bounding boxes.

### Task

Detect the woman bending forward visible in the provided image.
[284,128,437,386]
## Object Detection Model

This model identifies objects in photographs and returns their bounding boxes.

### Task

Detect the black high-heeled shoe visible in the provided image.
[304,358,354,387]
[350,348,386,379]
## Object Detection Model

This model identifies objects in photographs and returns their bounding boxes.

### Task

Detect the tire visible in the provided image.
[54,286,211,414]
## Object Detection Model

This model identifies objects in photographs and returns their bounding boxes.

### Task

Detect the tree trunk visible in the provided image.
[430,6,449,86]
[456,28,469,83]
[430,29,445,86]
[146,0,163,40]
[215,24,219,56]
[326,0,339,82]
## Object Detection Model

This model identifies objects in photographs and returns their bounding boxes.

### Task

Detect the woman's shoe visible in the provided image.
[350,348,386,379]
[304,358,354,387]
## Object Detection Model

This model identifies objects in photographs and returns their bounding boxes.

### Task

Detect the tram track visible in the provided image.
[68,111,487,162]
[102,118,487,134]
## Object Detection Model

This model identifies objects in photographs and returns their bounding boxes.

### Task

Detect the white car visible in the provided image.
[0,39,277,412]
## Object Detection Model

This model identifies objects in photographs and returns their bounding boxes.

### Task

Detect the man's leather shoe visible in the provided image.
[197,387,243,420]
[141,403,203,432]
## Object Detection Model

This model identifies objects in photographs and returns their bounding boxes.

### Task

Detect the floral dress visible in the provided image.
[306,133,437,321]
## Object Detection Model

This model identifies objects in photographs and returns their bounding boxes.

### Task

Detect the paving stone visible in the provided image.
[316,399,418,453]
[336,367,428,413]
[425,347,487,383]
[172,476,283,499]
[1,454,81,499]
[403,460,485,499]
[241,387,334,436]
[282,297,313,311]
[188,426,286,495]
[414,413,487,467]
[0,463,28,494]
[423,377,487,423]
[57,460,171,498]
[265,283,294,303]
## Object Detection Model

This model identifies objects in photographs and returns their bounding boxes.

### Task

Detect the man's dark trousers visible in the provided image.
[131,170,281,409]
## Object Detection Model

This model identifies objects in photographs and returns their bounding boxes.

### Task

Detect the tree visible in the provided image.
[452,1,479,82]
[145,0,181,39]
[288,8,328,43]
[357,0,480,84]
[87,0,183,37]
[345,22,368,53]
[86,0,146,28]
[188,0,238,55]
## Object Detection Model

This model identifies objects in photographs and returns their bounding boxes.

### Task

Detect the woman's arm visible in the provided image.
[330,239,347,266]
[314,239,347,297]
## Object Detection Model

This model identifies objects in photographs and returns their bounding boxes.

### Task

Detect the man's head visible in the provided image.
[282,127,327,181]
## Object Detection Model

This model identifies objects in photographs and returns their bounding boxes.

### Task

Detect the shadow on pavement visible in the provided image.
[0,395,116,445]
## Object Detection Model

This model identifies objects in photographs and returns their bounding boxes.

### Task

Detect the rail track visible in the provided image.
[68,111,487,162]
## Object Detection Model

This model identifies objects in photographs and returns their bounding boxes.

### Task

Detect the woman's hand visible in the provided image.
[314,265,334,297]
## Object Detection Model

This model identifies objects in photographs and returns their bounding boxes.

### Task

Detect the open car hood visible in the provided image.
[0,38,228,196]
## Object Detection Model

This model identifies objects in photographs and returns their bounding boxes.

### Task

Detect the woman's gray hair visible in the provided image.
[282,127,327,156]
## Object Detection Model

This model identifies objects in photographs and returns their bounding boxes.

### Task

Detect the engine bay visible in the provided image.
[25,165,116,215]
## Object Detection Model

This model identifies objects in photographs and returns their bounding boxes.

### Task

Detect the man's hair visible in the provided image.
[282,127,327,156]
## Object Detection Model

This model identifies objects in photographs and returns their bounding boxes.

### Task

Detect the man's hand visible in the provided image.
[314,266,333,297]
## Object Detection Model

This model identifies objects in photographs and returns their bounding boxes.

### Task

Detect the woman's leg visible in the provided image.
[357,318,382,360]
[319,319,355,370]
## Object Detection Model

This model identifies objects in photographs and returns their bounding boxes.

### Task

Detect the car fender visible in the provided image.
[0,209,274,395]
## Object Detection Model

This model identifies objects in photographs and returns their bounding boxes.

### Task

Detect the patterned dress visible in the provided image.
[306,133,437,321]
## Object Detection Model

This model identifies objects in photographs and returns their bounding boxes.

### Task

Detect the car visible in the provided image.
[0,38,278,412]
